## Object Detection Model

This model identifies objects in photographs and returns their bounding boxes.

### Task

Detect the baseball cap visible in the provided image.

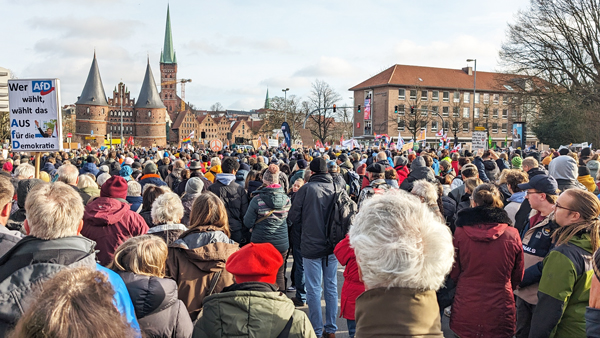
[518,175,558,195]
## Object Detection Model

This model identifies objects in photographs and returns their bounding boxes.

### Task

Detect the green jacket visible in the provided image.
[530,233,593,338]
[193,283,316,338]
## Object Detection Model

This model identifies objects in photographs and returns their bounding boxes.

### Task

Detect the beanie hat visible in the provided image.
[100,176,128,200]
[296,159,308,169]
[39,171,50,183]
[581,147,592,159]
[310,158,328,174]
[124,157,134,166]
[143,162,158,174]
[225,243,283,284]
[559,148,570,156]
[119,165,133,181]
[512,156,523,169]
[542,156,553,167]
[357,163,367,176]
[3,162,13,172]
[338,154,348,163]
[98,165,109,175]
[395,156,408,167]
[185,177,204,195]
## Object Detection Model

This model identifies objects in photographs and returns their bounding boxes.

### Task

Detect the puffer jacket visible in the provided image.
[81,197,149,266]
[394,165,410,186]
[244,185,291,252]
[334,236,364,321]
[450,206,524,338]
[204,165,222,183]
[139,173,168,190]
[472,156,490,183]
[400,156,436,192]
[289,169,306,186]
[166,226,239,321]
[207,174,250,244]
[193,282,316,338]
[117,272,193,338]
[235,169,249,187]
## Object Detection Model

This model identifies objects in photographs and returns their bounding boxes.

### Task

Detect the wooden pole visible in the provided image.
[34,152,41,179]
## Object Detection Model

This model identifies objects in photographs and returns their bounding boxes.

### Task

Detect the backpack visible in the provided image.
[346,170,361,201]
[325,181,358,253]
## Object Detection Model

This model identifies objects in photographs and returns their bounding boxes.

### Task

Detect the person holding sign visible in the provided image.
[34,121,54,138]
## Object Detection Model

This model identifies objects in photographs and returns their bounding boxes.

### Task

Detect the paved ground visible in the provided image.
[283,255,455,337]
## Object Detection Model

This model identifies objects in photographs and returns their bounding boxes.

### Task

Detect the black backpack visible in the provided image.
[325,181,358,253]
[346,170,361,201]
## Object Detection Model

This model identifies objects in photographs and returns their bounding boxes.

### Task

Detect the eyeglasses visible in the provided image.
[525,191,544,196]
[555,202,577,212]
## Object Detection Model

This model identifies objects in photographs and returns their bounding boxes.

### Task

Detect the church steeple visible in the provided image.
[136,60,166,109]
[160,5,176,64]
[264,89,270,109]
[76,52,108,106]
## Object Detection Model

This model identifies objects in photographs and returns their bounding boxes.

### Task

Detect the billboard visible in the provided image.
[512,122,525,149]
[363,97,371,120]
[8,79,62,151]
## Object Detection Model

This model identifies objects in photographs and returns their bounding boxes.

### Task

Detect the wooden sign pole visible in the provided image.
[34,152,41,179]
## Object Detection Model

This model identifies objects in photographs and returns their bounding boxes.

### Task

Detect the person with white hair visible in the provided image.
[13,163,34,180]
[205,157,222,183]
[348,190,454,336]
[57,163,91,205]
[411,179,443,220]
[77,174,100,199]
[125,181,142,213]
[181,177,203,227]
[97,172,111,187]
[148,192,187,245]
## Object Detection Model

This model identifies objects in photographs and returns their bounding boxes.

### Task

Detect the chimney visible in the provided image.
[462,67,473,76]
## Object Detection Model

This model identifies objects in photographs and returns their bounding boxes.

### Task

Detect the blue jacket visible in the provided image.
[472,156,490,183]
[96,264,141,337]
[138,174,167,190]
[126,196,143,213]
[80,162,99,176]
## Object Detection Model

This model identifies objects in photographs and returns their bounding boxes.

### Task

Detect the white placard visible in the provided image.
[268,138,278,148]
[8,79,62,151]
[471,130,487,151]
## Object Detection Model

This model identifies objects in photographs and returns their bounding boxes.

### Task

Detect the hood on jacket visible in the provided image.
[216,173,236,186]
[549,156,578,181]
[587,160,600,180]
[412,156,426,169]
[578,175,597,192]
[17,179,43,208]
[507,191,526,204]
[527,166,548,179]
[456,206,512,242]
[83,197,131,227]
[117,271,179,319]
[254,186,288,209]
[235,169,249,183]
[81,162,99,174]
[209,165,223,175]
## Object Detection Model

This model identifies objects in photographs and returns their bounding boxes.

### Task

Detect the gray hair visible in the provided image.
[14,163,35,179]
[377,151,387,161]
[210,157,221,167]
[151,192,184,224]
[25,182,84,240]
[77,175,96,190]
[127,181,142,197]
[97,173,111,187]
[349,190,454,290]
[411,180,439,206]
[56,164,79,185]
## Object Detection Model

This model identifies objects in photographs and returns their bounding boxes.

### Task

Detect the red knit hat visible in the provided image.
[226,243,283,284]
[356,163,367,176]
[100,176,128,200]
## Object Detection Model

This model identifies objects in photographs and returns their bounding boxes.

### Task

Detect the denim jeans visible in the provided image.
[303,255,338,336]
[347,319,356,338]
[292,242,306,302]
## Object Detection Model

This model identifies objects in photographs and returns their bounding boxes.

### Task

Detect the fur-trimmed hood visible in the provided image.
[455,206,513,242]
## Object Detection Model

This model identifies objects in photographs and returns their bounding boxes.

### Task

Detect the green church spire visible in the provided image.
[264,88,270,109]
[161,5,176,64]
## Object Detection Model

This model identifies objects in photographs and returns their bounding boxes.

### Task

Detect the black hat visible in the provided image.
[297,159,308,169]
[189,160,203,170]
[518,175,558,195]
[338,154,348,162]
[310,158,328,174]
[559,148,570,156]
[366,163,386,174]
[581,147,592,158]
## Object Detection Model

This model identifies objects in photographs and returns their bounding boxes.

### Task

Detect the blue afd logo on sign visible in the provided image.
[32,81,55,96]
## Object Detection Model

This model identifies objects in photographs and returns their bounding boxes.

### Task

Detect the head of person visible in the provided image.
[457,157,471,170]
[376,151,387,162]
[8,267,133,338]
[151,192,184,225]
[210,157,221,168]
[421,154,433,168]
[100,176,128,200]
[0,176,14,225]
[77,174,96,191]
[141,184,168,212]
[553,189,600,252]
[263,165,280,186]
[109,235,168,278]
[310,157,328,175]
[461,164,479,180]
[518,174,559,211]
[394,156,408,168]
[292,179,304,193]
[505,169,529,194]
[126,181,141,197]
[464,177,483,195]
[143,162,158,175]
[522,157,538,173]
[366,163,385,182]
[349,190,454,290]
[185,177,204,195]
[385,168,397,181]
[14,163,35,180]
[471,183,504,209]
[411,179,439,206]
[188,192,230,237]
[221,157,239,174]
[226,242,282,284]
[56,163,79,186]
[439,160,452,174]
[24,182,84,240]
[512,156,523,170]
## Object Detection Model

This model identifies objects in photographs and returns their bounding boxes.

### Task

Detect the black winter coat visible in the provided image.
[289,173,336,259]
[400,156,436,192]
[207,179,250,241]
[442,196,457,233]
[117,272,193,338]
[514,167,548,233]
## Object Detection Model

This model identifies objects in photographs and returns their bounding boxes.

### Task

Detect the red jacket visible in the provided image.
[450,206,524,338]
[334,235,365,320]
[451,160,459,177]
[81,197,149,266]
[394,165,410,186]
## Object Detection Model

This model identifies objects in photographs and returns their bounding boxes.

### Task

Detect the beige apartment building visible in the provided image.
[349,64,538,147]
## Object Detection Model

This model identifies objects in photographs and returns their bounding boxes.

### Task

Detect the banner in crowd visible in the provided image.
[8,78,62,151]
[341,138,360,149]
[364,97,371,120]
[512,122,525,149]
[281,122,291,150]
[416,129,427,141]
[472,128,487,151]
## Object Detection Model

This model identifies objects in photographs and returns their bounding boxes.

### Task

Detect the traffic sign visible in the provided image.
[210,139,223,152]
[67,133,72,138]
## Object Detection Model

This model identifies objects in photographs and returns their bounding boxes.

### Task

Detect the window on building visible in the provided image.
[492,123,498,133]
[398,104,405,116]
[431,121,438,132]
[443,121,449,131]
[475,93,480,104]
[443,91,449,102]
[421,105,428,116]
[463,122,470,133]
[502,109,508,119]
[463,107,469,118]
[453,121,459,130]
[454,91,460,103]
[464,92,470,103]
[421,90,428,101]
[398,120,405,131]
[512,109,518,118]
[453,107,459,117]
[502,123,507,133]
[432,91,439,102]
[432,106,438,116]
[409,90,417,100]
[493,94,499,104]
[483,108,489,118]
[474,108,480,118]
[398,89,405,100]
[502,95,508,105]
[493,109,499,118]
[86,107,90,114]
[483,93,490,104]
[442,106,449,117]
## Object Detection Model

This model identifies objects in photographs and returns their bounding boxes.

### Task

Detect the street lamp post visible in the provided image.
[466,59,477,133]
[282,88,289,122]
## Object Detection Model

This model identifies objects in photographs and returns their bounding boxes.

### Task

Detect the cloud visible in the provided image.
[228,97,263,110]
[294,56,358,78]
[259,76,311,89]
[184,36,293,55]
[33,38,132,61]
[184,39,237,55]
[29,17,142,40]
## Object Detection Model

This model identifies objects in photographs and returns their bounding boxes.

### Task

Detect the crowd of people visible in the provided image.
[1,144,600,337]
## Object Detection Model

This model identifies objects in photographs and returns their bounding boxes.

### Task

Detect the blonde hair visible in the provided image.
[464,177,483,194]
[109,235,168,278]
[77,174,96,190]
[553,189,600,252]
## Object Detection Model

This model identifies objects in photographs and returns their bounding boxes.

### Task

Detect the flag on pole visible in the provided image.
[435,129,444,137]
[340,134,344,145]
[398,132,405,148]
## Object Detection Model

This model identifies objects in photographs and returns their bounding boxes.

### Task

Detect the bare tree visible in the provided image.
[446,89,467,145]
[398,86,435,141]
[330,106,354,143]
[305,80,342,143]
[210,102,224,112]
[259,95,305,141]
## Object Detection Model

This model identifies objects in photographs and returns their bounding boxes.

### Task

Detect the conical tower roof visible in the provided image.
[135,61,166,109]
[76,52,108,106]
[160,5,176,64]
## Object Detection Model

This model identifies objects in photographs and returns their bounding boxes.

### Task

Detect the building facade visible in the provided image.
[349,64,538,147]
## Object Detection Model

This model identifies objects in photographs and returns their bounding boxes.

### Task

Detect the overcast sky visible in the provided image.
[2,0,529,110]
